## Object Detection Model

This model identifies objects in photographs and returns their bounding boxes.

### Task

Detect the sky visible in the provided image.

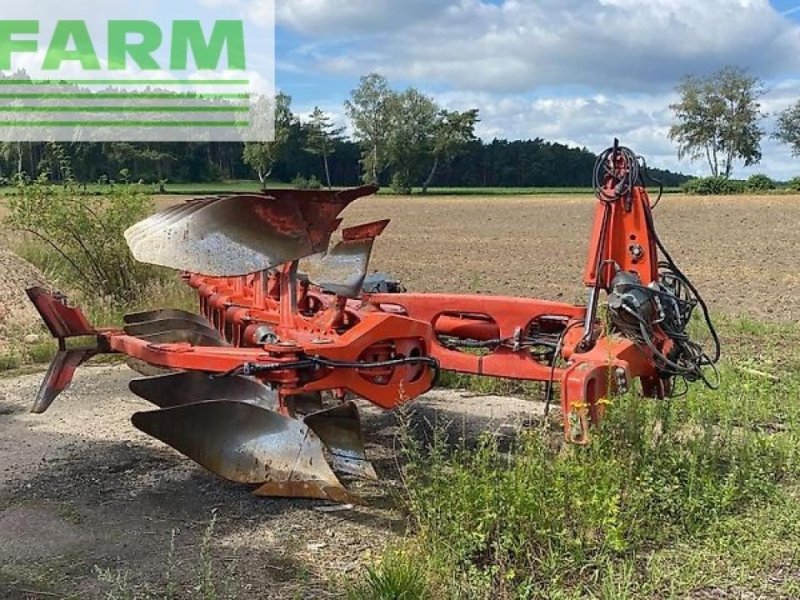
[273,0,800,179]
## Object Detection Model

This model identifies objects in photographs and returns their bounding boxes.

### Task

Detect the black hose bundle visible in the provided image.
[594,144,639,203]
[594,144,721,394]
[593,143,665,208]
[609,266,721,394]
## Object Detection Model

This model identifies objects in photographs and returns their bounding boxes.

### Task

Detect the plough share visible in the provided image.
[26,141,720,502]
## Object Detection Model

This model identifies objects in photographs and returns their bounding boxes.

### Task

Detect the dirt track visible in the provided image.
[0,366,540,599]
[0,249,46,345]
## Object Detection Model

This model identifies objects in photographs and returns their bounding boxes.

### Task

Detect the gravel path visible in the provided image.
[0,249,46,346]
[0,365,543,599]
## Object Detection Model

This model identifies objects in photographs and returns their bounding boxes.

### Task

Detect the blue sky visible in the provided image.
[272,0,800,178]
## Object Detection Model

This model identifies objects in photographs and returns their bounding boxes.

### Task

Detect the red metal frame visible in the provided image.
[28,168,674,444]
[585,185,659,289]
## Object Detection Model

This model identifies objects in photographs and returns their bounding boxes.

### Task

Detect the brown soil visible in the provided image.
[343,193,800,322]
[0,249,46,343]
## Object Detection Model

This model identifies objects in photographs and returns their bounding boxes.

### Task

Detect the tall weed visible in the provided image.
[360,365,800,598]
[5,176,162,302]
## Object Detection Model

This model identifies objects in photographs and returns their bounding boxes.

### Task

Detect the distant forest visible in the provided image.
[0,137,690,188]
[0,72,689,188]
[272,133,690,188]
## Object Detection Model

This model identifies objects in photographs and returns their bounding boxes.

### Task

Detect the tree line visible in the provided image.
[0,73,688,190]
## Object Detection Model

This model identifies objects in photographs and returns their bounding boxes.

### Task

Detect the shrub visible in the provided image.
[746,173,776,192]
[0,352,21,371]
[291,174,322,190]
[349,554,430,600]
[727,180,747,194]
[5,177,159,302]
[26,340,57,364]
[391,172,413,195]
[787,176,800,192]
[683,176,745,195]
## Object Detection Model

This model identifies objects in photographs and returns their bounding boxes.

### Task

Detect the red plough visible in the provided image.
[26,141,720,502]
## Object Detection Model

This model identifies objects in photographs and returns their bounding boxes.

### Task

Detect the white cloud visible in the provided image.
[426,77,800,179]
[279,0,800,94]
[428,89,684,172]
[198,0,243,6]
[284,0,800,178]
[276,0,453,36]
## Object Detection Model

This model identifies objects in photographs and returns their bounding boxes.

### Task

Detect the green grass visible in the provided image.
[639,487,800,597]
[77,277,198,327]
[0,182,686,198]
[349,553,431,600]
[0,275,194,374]
[438,369,543,398]
[353,322,800,599]
[0,180,281,198]
[25,340,57,364]
[155,181,290,195]
[379,186,685,196]
[0,352,22,372]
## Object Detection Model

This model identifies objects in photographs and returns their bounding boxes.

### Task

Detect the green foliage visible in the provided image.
[0,337,56,369]
[37,142,75,182]
[348,554,431,600]
[0,73,692,189]
[437,369,539,397]
[0,121,689,191]
[683,176,745,195]
[386,88,439,190]
[346,74,395,186]
[390,172,413,195]
[76,278,196,328]
[746,173,776,192]
[305,107,342,159]
[0,352,22,372]
[670,66,765,177]
[104,143,176,183]
[304,106,344,189]
[291,174,322,190]
[5,177,158,301]
[348,76,482,192]
[774,100,800,157]
[0,141,24,179]
[422,109,480,193]
[26,340,56,364]
[788,176,800,192]
[243,93,294,185]
[367,365,800,598]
